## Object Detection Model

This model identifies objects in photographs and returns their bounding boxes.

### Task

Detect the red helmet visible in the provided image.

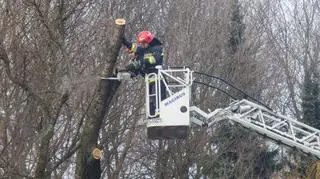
[137,31,154,44]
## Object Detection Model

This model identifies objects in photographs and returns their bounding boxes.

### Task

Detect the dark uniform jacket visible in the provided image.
[122,37,163,76]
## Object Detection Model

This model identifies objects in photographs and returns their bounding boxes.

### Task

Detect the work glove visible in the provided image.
[124,60,139,72]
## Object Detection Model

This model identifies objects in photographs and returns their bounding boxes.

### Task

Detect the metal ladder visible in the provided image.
[190,99,320,158]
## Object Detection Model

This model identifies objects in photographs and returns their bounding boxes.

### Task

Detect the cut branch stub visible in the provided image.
[115,18,126,26]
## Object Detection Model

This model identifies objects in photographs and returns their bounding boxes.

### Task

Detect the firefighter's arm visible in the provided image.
[152,46,164,65]
[143,46,163,66]
[122,36,132,48]
[122,36,143,55]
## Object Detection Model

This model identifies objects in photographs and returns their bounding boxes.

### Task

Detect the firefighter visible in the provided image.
[122,31,163,76]
[122,31,165,116]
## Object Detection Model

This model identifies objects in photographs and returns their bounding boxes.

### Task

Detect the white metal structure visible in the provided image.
[145,66,192,139]
[109,67,320,157]
[142,67,320,158]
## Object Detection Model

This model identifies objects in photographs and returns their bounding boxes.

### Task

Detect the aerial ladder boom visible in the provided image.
[112,67,320,158]
[190,99,320,158]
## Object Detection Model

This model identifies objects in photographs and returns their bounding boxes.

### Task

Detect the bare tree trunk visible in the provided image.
[34,93,69,179]
[75,20,125,179]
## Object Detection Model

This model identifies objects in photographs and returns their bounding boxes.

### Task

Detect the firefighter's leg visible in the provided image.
[160,80,167,101]
[149,82,156,116]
